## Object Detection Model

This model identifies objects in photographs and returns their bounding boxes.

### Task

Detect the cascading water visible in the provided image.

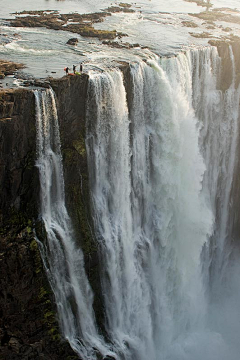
[86,47,240,360]
[34,45,240,360]
[34,88,113,360]
[191,47,240,359]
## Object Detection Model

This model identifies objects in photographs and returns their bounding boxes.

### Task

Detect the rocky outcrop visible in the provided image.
[66,38,78,46]
[102,40,141,49]
[0,69,124,357]
[0,81,88,359]
[105,6,134,13]
[0,87,78,359]
[0,60,24,80]
[192,7,240,24]
[0,228,77,360]
[9,10,125,40]
[209,38,240,90]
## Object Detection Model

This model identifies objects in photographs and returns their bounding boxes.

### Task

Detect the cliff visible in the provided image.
[1,41,240,359]
[50,74,106,332]
[0,78,91,359]
[209,38,240,90]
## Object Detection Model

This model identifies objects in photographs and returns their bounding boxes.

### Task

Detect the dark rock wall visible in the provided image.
[0,84,81,359]
[50,74,106,333]
[209,39,240,90]
[0,89,38,224]
[0,73,111,358]
[212,41,240,246]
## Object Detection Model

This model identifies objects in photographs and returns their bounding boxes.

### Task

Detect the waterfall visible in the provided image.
[34,88,113,360]
[34,45,240,360]
[192,47,240,359]
[86,47,240,360]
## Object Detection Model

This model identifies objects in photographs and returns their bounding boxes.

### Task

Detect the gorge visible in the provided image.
[1,32,240,360]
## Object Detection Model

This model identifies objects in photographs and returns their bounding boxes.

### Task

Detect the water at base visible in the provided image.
[86,47,240,360]
[34,88,114,360]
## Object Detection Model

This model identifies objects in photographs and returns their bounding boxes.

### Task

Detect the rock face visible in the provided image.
[50,74,106,331]
[0,81,88,359]
[209,38,240,90]
[0,89,37,223]
[0,71,115,358]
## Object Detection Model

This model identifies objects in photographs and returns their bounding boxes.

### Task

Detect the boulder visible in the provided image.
[66,38,78,45]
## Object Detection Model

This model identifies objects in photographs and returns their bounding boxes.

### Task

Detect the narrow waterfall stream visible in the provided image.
[35,46,240,360]
[34,88,113,360]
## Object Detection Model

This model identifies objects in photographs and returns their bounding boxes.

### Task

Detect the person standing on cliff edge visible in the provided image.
[64,67,69,75]
[80,63,83,73]
[73,65,76,74]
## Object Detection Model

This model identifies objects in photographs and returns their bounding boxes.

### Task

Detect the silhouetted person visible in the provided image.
[64,67,69,75]
[73,65,76,74]
[80,63,83,73]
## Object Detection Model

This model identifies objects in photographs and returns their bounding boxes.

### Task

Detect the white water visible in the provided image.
[34,45,240,360]
[34,88,114,360]
[191,47,240,360]
[86,47,240,360]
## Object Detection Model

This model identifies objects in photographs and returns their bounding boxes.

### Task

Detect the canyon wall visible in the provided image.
[1,42,240,359]
[0,77,91,359]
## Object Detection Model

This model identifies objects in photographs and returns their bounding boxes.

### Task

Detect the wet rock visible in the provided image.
[102,40,140,49]
[106,6,134,13]
[209,37,240,90]
[66,37,78,45]
[182,20,198,28]
[33,80,50,88]
[190,31,212,38]
[119,2,132,8]
[206,25,215,29]
[0,85,77,360]
[222,27,232,32]
[0,60,24,77]
[192,8,240,25]
[8,10,126,40]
